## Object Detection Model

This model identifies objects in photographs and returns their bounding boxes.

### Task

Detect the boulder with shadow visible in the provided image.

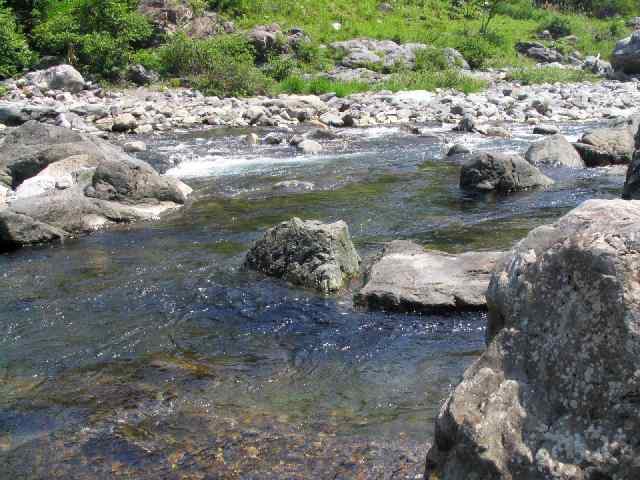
[425,199,640,480]
[245,217,360,293]
[460,151,553,194]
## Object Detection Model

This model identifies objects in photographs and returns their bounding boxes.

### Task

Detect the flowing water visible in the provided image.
[0,122,624,479]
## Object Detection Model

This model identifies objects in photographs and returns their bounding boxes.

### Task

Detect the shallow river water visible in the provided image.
[0,123,624,479]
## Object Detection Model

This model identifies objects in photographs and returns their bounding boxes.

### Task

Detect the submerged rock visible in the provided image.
[460,151,553,193]
[525,134,584,168]
[244,218,360,293]
[354,240,503,313]
[426,199,640,480]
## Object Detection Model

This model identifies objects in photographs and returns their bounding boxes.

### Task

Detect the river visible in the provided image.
[0,122,623,479]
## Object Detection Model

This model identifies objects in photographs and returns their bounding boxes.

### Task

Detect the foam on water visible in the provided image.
[165,153,326,178]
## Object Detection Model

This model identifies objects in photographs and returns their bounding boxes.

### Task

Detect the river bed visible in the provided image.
[0,122,624,479]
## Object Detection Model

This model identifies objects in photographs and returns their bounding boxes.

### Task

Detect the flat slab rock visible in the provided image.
[354,240,504,313]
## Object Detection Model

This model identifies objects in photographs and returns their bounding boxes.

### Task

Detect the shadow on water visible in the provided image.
[0,122,624,478]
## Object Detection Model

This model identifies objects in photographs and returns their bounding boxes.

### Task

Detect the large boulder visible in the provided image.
[611,31,640,74]
[525,134,584,168]
[460,151,553,193]
[244,218,360,293]
[86,157,189,205]
[515,41,564,63]
[0,210,66,249]
[0,120,123,188]
[573,127,635,167]
[248,24,309,62]
[354,240,503,313]
[329,39,467,72]
[425,199,640,480]
[24,65,85,93]
[0,122,192,252]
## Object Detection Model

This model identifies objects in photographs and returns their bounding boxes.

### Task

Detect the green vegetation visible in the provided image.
[505,66,598,85]
[0,0,638,96]
[0,0,35,78]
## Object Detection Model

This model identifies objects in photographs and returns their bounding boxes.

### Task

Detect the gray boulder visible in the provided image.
[515,41,564,63]
[447,144,471,156]
[525,134,584,168]
[573,127,635,167]
[86,157,189,205]
[0,210,66,250]
[583,55,613,76]
[460,152,554,193]
[0,122,192,251]
[245,217,360,293]
[354,240,503,313]
[126,64,159,86]
[0,120,123,188]
[24,65,85,93]
[611,31,640,74]
[426,199,640,480]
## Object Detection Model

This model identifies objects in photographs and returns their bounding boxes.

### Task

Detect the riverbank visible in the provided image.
[2,72,639,137]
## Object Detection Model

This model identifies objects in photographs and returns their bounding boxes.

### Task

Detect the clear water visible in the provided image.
[0,122,623,478]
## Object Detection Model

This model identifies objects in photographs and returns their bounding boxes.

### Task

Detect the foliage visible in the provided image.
[262,54,299,81]
[160,33,271,97]
[276,69,488,97]
[542,16,572,38]
[454,36,496,70]
[506,66,597,85]
[0,0,35,78]
[276,75,370,97]
[31,0,153,78]
[380,69,488,94]
[0,84,8,96]
[415,47,450,71]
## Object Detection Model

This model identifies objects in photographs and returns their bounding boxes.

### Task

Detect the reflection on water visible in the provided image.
[0,121,623,478]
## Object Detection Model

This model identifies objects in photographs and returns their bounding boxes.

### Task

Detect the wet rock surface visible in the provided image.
[245,218,360,293]
[0,121,191,251]
[460,151,554,193]
[525,134,584,168]
[355,240,504,313]
[426,199,640,480]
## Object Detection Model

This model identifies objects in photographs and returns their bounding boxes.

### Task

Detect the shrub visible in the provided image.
[160,34,271,97]
[193,60,272,97]
[159,33,254,76]
[130,48,163,72]
[454,36,495,70]
[31,0,153,79]
[0,1,35,78]
[415,48,450,71]
[262,54,299,81]
[542,16,572,38]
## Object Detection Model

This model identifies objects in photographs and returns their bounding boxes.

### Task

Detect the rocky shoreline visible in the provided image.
[2,64,640,138]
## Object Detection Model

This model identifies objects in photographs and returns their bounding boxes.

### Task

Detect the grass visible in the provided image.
[276,69,489,96]
[505,66,599,85]
[228,0,635,66]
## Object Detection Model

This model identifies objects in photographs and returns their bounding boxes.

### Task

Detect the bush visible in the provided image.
[415,48,450,71]
[542,16,572,38]
[454,36,495,70]
[130,48,163,72]
[262,54,299,81]
[160,34,271,97]
[31,0,153,79]
[0,1,35,78]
